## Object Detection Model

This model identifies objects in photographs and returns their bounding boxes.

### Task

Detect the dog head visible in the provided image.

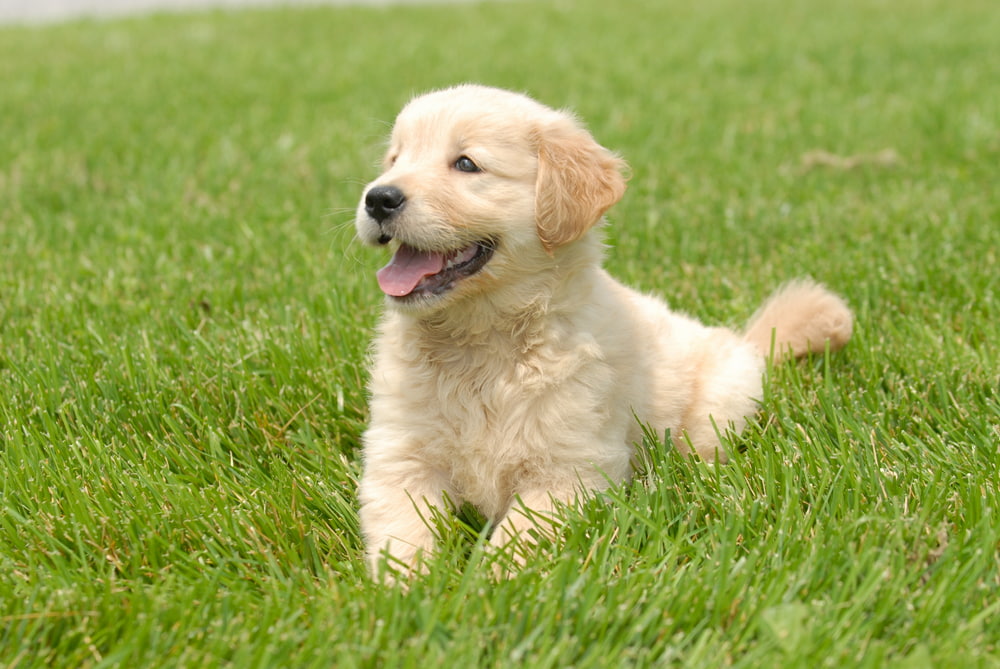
[355,84,627,313]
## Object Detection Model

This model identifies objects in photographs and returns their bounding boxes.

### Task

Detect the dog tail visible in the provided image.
[743,279,854,361]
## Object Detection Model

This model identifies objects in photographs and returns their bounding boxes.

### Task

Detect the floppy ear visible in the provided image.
[534,118,628,253]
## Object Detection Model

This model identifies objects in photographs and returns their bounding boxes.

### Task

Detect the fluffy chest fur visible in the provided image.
[365,302,632,521]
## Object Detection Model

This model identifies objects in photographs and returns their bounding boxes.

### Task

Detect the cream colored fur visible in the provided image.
[354,84,853,577]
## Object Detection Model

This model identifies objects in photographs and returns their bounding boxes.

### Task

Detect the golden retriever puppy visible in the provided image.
[354,84,852,576]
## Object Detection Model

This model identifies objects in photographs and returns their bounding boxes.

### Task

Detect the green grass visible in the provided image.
[1,0,998,665]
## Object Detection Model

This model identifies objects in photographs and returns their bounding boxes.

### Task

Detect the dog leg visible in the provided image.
[488,488,565,574]
[359,467,450,580]
[488,468,617,572]
[675,329,765,462]
[492,489,561,546]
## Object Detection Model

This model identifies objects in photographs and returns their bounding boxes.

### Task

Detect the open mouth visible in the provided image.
[376,240,495,299]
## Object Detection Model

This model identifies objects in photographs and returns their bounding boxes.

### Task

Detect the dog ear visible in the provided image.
[534,119,628,253]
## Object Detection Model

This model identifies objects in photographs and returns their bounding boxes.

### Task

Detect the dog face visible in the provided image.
[355,85,627,313]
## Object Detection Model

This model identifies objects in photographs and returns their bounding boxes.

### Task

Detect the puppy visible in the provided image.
[354,84,852,576]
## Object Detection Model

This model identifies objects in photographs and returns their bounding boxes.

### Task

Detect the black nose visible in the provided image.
[364,185,406,224]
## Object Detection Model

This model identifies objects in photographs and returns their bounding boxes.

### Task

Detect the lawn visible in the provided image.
[1,0,998,666]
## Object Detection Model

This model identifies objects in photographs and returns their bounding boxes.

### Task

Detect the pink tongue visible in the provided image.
[376,245,445,297]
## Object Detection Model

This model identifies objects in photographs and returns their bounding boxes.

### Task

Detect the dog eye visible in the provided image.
[454,156,481,173]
